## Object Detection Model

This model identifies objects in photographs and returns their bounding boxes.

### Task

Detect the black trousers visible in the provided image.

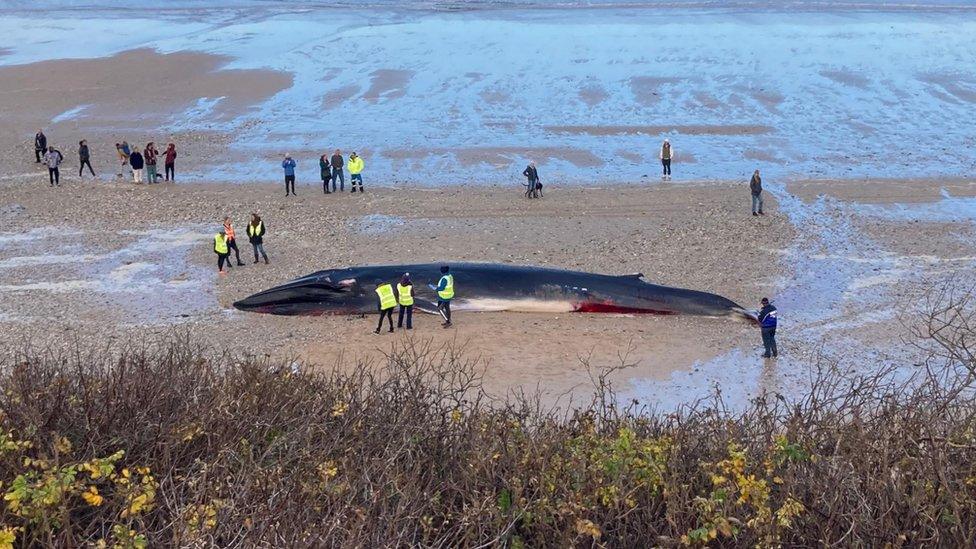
[662,158,671,175]
[284,175,295,195]
[761,328,778,357]
[48,168,60,185]
[397,305,413,329]
[35,149,43,162]
[165,163,175,181]
[79,159,95,176]
[323,176,331,193]
[376,308,394,332]
[438,300,452,324]
[217,252,229,271]
[227,238,242,264]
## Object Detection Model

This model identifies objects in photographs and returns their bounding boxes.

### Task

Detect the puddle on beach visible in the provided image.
[0,226,214,325]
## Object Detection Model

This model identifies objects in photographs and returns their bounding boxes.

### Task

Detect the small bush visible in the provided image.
[0,328,975,546]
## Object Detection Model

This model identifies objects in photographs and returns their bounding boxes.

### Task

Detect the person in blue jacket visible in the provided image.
[758,297,778,358]
[282,153,297,196]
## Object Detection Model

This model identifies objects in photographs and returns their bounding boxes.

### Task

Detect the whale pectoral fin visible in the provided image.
[615,273,645,280]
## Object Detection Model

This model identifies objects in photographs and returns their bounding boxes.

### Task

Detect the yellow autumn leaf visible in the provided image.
[82,486,104,507]
[0,527,18,549]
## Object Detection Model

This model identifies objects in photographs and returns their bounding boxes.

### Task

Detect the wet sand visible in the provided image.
[0,177,790,400]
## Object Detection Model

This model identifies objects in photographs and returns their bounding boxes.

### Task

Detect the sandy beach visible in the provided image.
[1,1,974,408]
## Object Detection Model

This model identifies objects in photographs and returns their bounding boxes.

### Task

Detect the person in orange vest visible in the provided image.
[223,216,245,266]
[374,282,397,334]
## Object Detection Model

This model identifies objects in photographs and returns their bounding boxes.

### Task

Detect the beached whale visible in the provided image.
[233,263,755,321]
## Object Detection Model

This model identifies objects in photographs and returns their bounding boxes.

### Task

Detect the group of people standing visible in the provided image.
[373,266,455,334]
[213,214,269,275]
[32,129,178,185]
[282,149,365,197]
[116,141,177,183]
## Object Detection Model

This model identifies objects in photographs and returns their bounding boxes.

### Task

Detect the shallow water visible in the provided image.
[2,3,975,185]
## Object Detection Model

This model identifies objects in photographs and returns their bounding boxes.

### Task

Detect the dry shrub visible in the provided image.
[1,295,976,546]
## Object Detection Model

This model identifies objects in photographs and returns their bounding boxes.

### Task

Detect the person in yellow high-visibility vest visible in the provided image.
[348,152,365,193]
[214,230,230,275]
[428,265,454,328]
[396,273,414,330]
[374,282,397,334]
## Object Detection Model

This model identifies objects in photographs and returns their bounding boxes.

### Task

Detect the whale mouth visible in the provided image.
[233,278,355,315]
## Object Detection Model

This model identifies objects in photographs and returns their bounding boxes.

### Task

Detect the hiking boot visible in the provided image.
[237,261,245,266]
[374,329,380,335]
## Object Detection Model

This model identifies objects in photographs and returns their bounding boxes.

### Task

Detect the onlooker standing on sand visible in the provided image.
[144,143,158,184]
[348,152,364,193]
[522,162,540,198]
[396,273,414,330]
[319,154,332,194]
[43,146,63,186]
[330,149,344,192]
[374,281,396,334]
[750,169,764,216]
[758,297,778,358]
[164,143,177,182]
[660,139,673,180]
[282,153,297,196]
[34,130,47,163]
[223,216,245,266]
[247,213,269,264]
[129,146,144,183]
[214,229,230,275]
[78,140,95,178]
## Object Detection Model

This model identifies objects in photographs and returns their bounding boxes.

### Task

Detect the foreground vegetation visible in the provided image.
[1,293,976,546]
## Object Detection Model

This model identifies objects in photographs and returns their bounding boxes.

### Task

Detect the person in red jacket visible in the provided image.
[164,143,177,182]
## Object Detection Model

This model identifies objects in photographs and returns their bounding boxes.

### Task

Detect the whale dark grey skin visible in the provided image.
[233,263,755,321]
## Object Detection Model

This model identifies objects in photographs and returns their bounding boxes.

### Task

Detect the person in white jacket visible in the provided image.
[659,139,674,180]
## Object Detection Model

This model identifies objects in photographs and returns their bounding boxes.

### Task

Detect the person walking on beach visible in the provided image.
[144,143,159,184]
[330,149,344,192]
[34,130,47,163]
[78,140,95,178]
[430,265,454,328]
[374,282,397,334]
[247,213,269,264]
[319,154,332,194]
[214,229,230,275]
[758,297,778,358]
[43,146,63,186]
[348,152,364,193]
[164,143,177,182]
[396,273,414,330]
[223,216,245,266]
[129,146,144,183]
[660,139,673,180]
[750,169,764,216]
[282,153,297,196]
[522,162,540,198]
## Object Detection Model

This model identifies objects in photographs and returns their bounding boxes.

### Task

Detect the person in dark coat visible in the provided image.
[78,140,95,178]
[758,297,778,358]
[330,149,344,192]
[34,130,47,163]
[129,147,144,183]
[750,169,764,216]
[319,154,332,194]
[522,162,540,198]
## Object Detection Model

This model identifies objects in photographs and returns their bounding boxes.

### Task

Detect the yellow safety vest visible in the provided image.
[437,274,454,300]
[247,221,263,237]
[396,283,413,306]
[375,284,396,310]
[348,157,364,175]
[214,234,228,254]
